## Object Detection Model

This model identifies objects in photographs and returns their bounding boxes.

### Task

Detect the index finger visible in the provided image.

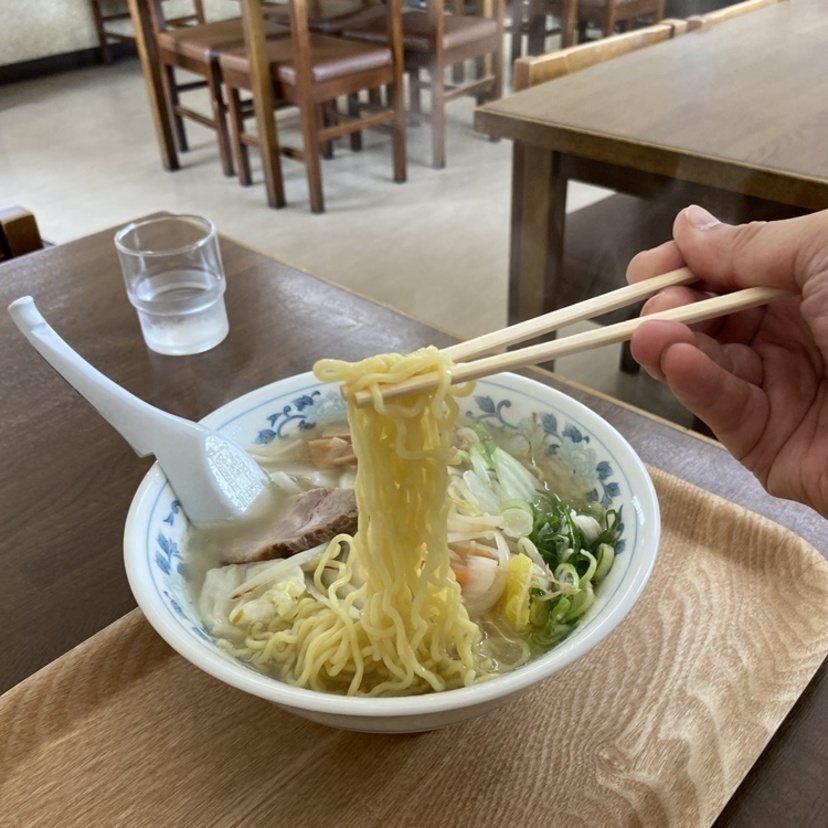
[626,238,687,285]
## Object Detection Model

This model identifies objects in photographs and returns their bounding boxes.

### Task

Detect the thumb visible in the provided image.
[672,205,828,294]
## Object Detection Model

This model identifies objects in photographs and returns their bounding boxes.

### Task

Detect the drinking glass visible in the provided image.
[114,215,229,356]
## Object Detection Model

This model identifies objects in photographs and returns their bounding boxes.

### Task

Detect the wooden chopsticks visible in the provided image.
[351,268,789,407]
[442,267,697,362]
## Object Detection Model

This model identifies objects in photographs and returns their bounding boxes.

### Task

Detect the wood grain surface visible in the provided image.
[476,0,828,210]
[475,0,828,340]
[2,469,827,828]
[1,219,827,826]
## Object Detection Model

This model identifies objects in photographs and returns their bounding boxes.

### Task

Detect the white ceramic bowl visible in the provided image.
[124,371,659,732]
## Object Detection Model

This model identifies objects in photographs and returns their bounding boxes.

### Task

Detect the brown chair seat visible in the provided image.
[219,33,393,88]
[343,11,498,53]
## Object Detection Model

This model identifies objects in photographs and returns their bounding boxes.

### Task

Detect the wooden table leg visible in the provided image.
[240,0,286,208]
[560,0,578,48]
[527,5,547,55]
[508,143,567,329]
[127,0,179,171]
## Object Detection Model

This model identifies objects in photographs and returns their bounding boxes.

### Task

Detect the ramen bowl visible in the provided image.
[124,371,659,732]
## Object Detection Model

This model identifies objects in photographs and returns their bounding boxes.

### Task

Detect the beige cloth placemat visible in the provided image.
[3,467,828,828]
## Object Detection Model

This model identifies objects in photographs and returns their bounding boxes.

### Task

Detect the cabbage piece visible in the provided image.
[199,559,280,640]
[232,568,306,625]
[492,447,539,502]
[198,544,331,641]
[452,429,541,528]
[461,469,501,515]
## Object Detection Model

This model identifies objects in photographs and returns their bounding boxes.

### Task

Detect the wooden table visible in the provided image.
[1,219,826,826]
[475,0,828,325]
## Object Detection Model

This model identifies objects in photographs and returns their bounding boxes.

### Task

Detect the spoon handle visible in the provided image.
[8,295,192,457]
[9,296,270,523]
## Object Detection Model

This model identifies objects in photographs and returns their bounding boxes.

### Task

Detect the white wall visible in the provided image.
[0,0,236,67]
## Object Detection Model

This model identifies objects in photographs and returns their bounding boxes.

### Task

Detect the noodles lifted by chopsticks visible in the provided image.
[230,347,495,696]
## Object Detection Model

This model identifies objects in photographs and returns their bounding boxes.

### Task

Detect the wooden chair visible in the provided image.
[148,0,287,178]
[218,0,407,213]
[513,17,680,88]
[512,21,683,372]
[0,207,44,262]
[88,0,205,65]
[576,0,665,40]
[513,0,665,58]
[686,0,786,31]
[258,0,389,120]
[341,0,505,169]
[508,0,561,69]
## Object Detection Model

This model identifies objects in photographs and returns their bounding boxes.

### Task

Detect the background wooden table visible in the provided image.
[0,220,825,825]
[475,0,828,325]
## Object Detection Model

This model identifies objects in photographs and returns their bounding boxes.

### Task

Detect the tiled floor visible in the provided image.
[0,56,693,427]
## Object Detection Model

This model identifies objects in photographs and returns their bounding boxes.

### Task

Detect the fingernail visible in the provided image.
[685,204,720,230]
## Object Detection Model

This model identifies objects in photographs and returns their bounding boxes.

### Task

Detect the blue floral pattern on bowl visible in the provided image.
[466,392,621,510]
[253,388,346,446]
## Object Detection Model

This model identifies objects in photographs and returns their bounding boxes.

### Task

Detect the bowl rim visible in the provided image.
[124,371,660,718]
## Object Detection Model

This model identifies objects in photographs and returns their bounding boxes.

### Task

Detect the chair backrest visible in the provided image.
[686,0,786,31]
[261,0,385,32]
[90,0,206,62]
[574,0,666,40]
[148,0,207,34]
[280,0,403,91]
[512,19,682,91]
[164,0,206,27]
[305,0,380,21]
[426,0,506,53]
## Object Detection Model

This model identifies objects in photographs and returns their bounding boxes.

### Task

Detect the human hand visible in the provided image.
[627,205,828,518]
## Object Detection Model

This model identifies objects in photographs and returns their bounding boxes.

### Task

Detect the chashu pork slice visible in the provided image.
[220,487,358,565]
